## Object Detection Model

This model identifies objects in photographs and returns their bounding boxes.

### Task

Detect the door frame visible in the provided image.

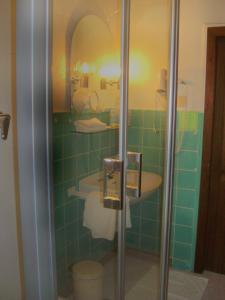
[16,0,57,299]
[160,0,180,299]
[195,26,225,273]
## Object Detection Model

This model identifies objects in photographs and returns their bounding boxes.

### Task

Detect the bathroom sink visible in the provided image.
[79,170,162,204]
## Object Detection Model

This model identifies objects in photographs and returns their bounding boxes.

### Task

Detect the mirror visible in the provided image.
[70,15,120,115]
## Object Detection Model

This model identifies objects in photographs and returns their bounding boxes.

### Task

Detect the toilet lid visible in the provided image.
[72,261,104,280]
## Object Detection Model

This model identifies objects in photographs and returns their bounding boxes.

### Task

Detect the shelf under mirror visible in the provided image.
[71,125,119,134]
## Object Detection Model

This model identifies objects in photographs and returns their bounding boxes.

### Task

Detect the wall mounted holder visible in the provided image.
[100,78,120,90]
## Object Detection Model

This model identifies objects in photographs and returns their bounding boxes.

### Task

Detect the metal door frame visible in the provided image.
[159,0,180,299]
[16,0,179,299]
[118,1,180,299]
[16,0,57,299]
[117,1,131,299]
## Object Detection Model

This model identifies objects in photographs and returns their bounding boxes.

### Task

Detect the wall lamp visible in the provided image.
[100,78,120,90]
[71,62,90,92]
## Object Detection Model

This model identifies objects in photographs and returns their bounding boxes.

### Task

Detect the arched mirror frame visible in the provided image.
[65,1,112,111]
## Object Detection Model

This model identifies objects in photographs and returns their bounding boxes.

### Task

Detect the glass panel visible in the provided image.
[52,1,121,298]
[125,1,171,299]
[168,2,208,299]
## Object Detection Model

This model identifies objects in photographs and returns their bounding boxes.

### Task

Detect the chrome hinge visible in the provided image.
[0,112,11,140]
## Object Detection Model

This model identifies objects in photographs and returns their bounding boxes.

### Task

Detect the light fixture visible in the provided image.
[71,62,90,92]
[99,63,120,90]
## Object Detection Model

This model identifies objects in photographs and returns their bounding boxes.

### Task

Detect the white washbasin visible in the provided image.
[79,170,162,204]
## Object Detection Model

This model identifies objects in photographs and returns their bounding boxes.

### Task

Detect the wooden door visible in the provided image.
[205,37,225,274]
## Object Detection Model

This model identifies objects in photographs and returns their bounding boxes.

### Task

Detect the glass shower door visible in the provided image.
[123,1,172,299]
[103,1,177,300]
[52,0,122,298]
[52,0,179,299]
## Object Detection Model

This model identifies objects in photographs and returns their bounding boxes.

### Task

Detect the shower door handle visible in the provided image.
[0,112,11,140]
[103,158,124,210]
[127,152,143,198]
[103,152,143,210]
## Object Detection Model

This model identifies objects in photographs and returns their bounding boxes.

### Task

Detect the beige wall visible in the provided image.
[52,0,170,112]
[179,0,225,112]
[0,1,23,299]
[129,0,170,110]
[53,0,225,113]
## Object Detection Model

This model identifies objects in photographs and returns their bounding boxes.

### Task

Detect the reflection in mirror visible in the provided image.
[70,15,120,131]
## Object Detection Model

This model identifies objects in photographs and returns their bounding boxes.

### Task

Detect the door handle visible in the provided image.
[127,152,143,198]
[103,152,143,210]
[103,158,124,210]
[0,112,11,140]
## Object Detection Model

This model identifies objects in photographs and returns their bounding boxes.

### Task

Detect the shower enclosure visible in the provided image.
[51,0,179,299]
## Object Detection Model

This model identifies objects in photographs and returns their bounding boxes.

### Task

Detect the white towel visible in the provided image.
[75,118,107,133]
[83,191,132,240]
[83,191,116,240]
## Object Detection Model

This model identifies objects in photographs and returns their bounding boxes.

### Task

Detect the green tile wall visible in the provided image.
[126,110,204,271]
[53,109,204,294]
[126,110,165,255]
[53,111,117,293]
[171,112,204,270]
